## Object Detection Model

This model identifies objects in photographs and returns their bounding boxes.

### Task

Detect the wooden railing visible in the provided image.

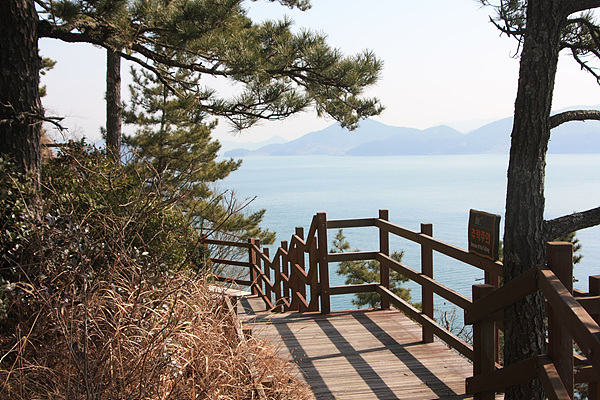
[465,242,600,400]
[204,210,600,400]
[204,212,326,313]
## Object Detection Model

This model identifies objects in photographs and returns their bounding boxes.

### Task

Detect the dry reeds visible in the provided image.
[0,264,312,399]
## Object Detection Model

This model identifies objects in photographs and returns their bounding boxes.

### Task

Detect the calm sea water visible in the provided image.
[220,154,600,312]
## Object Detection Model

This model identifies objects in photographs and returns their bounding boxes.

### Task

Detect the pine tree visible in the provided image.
[479,2,600,398]
[124,64,274,244]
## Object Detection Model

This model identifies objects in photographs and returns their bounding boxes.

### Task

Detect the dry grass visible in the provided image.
[0,265,313,399]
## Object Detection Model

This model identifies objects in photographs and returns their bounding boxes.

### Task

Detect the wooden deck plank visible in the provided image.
[239,296,503,399]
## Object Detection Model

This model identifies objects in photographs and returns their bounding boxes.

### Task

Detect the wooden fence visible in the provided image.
[203,210,600,400]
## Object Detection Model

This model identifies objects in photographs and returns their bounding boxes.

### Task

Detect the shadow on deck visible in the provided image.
[239,296,485,400]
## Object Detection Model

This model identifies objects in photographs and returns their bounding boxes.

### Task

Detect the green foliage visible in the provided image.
[1,141,219,338]
[39,57,56,97]
[0,156,33,264]
[124,66,275,245]
[0,156,37,321]
[38,0,384,131]
[40,141,211,275]
[332,229,411,309]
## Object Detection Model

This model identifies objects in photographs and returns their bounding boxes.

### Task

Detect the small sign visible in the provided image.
[468,209,501,261]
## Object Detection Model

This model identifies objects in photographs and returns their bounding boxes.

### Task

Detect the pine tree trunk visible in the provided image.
[0,0,42,177]
[106,48,122,161]
[503,1,567,398]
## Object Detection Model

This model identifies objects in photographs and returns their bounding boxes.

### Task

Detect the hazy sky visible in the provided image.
[39,0,600,144]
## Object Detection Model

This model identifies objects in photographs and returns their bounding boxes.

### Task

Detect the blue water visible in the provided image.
[221,154,600,312]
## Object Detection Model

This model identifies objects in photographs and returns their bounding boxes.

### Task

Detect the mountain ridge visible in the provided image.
[223,109,600,157]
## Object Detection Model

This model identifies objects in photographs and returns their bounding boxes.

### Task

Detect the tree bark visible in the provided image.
[549,109,600,128]
[503,1,568,398]
[106,48,122,161]
[0,0,42,177]
[544,206,600,241]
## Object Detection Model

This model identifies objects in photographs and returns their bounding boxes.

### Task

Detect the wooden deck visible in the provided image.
[239,296,491,400]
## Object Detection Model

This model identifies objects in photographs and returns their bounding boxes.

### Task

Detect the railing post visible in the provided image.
[281,240,290,311]
[296,227,307,312]
[379,209,390,310]
[317,212,330,315]
[263,247,271,307]
[288,239,299,312]
[484,275,501,362]
[248,238,258,296]
[547,242,574,399]
[484,248,501,363]
[308,225,320,312]
[255,239,262,298]
[472,284,496,400]
[274,246,283,313]
[588,275,600,400]
[421,223,434,343]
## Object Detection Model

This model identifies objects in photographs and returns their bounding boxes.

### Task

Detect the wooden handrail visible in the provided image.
[465,267,538,325]
[377,285,474,360]
[538,266,600,373]
[375,219,503,276]
[327,217,378,229]
[328,251,378,262]
[205,211,484,360]
[203,238,253,249]
[211,258,251,268]
[377,253,472,310]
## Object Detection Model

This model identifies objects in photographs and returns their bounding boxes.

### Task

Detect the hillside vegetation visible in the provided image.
[0,143,311,399]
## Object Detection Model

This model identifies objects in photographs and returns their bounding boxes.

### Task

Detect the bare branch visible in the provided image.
[567,46,600,81]
[550,109,600,128]
[563,0,600,15]
[1,103,65,131]
[544,206,600,241]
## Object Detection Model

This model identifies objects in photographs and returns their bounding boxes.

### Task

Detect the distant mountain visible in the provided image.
[228,119,407,156]
[222,111,600,157]
[219,135,287,155]
[346,125,465,156]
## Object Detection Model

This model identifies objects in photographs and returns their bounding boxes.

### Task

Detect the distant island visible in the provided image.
[222,109,600,157]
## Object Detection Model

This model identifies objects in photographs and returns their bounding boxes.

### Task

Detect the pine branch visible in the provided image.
[549,109,600,128]
[543,207,600,242]
[128,42,227,77]
[38,20,107,47]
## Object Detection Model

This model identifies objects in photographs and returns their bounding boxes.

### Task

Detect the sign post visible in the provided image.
[468,209,501,261]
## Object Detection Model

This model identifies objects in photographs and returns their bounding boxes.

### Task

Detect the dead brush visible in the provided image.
[0,261,312,399]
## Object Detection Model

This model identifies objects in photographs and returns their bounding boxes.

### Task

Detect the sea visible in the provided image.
[220,154,600,315]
